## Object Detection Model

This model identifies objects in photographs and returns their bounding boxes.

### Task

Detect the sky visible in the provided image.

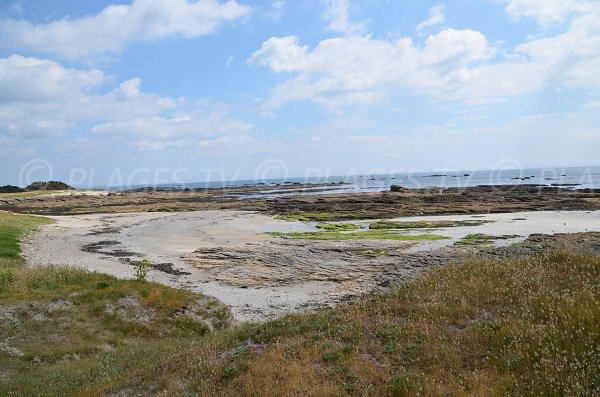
[0,0,599,187]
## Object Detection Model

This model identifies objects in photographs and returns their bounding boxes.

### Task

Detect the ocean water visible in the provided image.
[115,166,600,199]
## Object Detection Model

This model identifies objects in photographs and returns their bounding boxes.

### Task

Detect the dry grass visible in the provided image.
[175,250,597,397]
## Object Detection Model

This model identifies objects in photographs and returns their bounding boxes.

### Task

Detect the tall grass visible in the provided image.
[178,250,599,396]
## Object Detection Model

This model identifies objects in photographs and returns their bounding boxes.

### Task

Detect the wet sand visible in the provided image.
[22,209,600,322]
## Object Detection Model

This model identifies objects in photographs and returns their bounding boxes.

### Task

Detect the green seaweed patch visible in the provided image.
[268,230,447,241]
[356,249,389,258]
[456,233,521,246]
[278,211,381,222]
[369,219,489,230]
[316,223,362,231]
[511,241,530,248]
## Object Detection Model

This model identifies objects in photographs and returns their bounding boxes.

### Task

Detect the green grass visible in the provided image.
[268,229,447,241]
[0,212,52,261]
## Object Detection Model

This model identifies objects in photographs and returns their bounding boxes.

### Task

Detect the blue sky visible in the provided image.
[0,0,599,187]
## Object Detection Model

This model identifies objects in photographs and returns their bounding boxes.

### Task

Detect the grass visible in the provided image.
[0,212,52,261]
[8,249,594,396]
[172,250,598,396]
[268,230,447,241]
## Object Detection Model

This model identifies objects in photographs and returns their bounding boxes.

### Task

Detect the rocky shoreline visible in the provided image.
[1,184,599,217]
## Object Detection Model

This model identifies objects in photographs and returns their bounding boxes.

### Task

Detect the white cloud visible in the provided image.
[322,0,368,36]
[248,36,309,72]
[505,0,593,26]
[0,55,251,153]
[514,7,600,89]
[417,4,445,32]
[251,2,600,109]
[264,1,285,22]
[92,108,253,152]
[0,0,250,60]
[249,29,496,108]
[582,101,600,109]
[0,55,105,103]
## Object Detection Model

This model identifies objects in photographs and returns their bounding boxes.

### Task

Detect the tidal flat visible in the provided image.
[20,204,600,321]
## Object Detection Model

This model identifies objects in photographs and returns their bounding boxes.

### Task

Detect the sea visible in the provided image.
[112,166,600,199]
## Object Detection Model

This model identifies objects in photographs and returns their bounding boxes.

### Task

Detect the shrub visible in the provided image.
[0,185,24,193]
[134,259,150,281]
[25,181,74,191]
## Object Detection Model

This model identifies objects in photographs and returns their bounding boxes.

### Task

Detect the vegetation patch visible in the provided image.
[25,181,74,191]
[9,249,594,396]
[369,219,490,230]
[268,229,447,241]
[456,233,521,246]
[194,250,599,396]
[278,211,383,222]
[355,249,389,258]
[0,185,24,194]
[0,212,52,262]
[315,223,362,231]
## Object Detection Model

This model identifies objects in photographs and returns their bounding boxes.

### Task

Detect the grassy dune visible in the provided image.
[1,211,598,396]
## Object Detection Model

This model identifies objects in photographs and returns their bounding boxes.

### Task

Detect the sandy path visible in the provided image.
[22,210,600,322]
